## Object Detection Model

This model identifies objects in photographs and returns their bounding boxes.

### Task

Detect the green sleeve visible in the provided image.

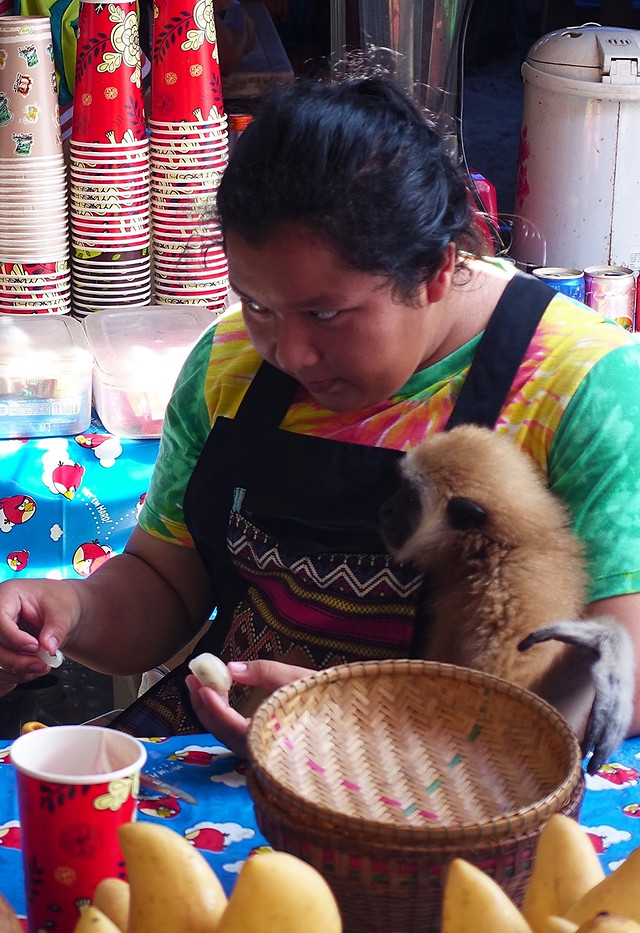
[549,343,640,601]
[138,327,215,545]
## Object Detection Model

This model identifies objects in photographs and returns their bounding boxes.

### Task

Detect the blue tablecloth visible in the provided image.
[0,734,269,922]
[0,413,159,580]
[2,734,640,924]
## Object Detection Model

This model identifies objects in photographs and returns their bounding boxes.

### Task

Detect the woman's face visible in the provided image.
[226,225,454,412]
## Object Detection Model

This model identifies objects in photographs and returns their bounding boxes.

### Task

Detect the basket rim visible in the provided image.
[247,659,583,845]
[247,766,585,858]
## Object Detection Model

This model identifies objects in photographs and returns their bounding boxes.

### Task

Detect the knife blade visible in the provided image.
[139,772,198,806]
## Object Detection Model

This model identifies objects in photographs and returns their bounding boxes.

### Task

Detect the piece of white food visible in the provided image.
[37,646,64,668]
[188,652,233,693]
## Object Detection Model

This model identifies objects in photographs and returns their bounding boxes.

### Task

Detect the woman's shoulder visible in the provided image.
[190,302,260,373]
[540,290,637,354]
[197,303,265,419]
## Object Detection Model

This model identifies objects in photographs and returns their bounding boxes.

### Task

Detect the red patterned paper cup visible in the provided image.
[72,0,146,144]
[11,726,146,933]
[150,0,223,123]
[0,259,69,276]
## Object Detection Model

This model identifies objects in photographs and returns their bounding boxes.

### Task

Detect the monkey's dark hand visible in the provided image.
[518,617,634,775]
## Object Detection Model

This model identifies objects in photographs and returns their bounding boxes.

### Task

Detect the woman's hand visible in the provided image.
[186,659,311,757]
[0,578,81,692]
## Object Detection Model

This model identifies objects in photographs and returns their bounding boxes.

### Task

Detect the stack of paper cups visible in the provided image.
[69,0,151,317]
[149,0,228,311]
[0,16,70,314]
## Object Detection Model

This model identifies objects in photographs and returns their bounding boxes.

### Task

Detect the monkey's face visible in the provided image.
[380,425,564,571]
[379,461,488,568]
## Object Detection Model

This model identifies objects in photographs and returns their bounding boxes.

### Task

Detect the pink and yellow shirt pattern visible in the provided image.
[141,294,640,602]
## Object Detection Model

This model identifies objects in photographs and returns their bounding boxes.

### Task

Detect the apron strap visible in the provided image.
[234,360,299,428]
[445,271,556,430]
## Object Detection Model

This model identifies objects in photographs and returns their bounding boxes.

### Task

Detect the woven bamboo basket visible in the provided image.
[246,659,584,933]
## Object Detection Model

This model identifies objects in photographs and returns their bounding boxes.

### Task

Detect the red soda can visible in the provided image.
[584,265,636,331]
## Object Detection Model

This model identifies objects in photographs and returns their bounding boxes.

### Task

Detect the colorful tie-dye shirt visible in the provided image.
[140,293,640,603]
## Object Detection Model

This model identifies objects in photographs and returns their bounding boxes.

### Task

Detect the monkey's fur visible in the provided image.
[379,424,634,774]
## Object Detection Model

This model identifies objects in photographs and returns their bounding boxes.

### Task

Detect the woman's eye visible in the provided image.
[310,309,341,321]
[242,298,266,314]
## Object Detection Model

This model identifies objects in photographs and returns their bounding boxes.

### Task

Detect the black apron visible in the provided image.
[111,272,556,736]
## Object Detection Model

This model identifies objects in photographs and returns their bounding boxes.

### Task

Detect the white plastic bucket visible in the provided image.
[511,25,640,273]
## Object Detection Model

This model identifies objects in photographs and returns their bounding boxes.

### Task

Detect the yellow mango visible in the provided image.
[74,906,121,933]
[566,847,640,925]
[538,916,580,933]
[217,850,342,933]
[575,915,640,932]
[522,815,605,932]
[0,892,22,933]
[441,858,533,933]
[118,821,227,933]
[92,877,130,932]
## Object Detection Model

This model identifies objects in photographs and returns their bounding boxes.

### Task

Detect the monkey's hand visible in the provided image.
[518,617,634,775]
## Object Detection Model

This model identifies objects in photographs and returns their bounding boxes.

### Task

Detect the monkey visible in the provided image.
[379,424,635,775]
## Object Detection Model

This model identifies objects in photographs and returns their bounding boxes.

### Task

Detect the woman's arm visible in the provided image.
[0,526,215,687]
[66,525,216,674]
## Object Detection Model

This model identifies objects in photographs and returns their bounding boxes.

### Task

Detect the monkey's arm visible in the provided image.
[585,593,640,734]
[518,616,635,775]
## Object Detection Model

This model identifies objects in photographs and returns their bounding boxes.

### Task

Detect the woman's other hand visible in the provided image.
[186,658,311,757]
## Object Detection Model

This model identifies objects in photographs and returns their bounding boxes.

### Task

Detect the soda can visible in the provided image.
[531,267,585,302]
[228,112,253,154]
[584,265,636,331]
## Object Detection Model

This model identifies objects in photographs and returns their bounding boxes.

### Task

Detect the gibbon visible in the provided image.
[379,424,634,774]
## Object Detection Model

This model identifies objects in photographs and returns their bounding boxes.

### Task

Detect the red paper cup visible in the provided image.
[150,0,223,123]
[72,0,146,144]
[11,725,146,933]
[0,259,69,276]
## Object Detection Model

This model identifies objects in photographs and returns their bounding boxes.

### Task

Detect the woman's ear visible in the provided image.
[425,242,456,304]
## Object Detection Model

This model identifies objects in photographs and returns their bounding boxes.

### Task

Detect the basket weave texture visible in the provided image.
[247,659,584,933]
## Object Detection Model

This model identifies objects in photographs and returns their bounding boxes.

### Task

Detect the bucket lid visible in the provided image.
[526,24,640,82]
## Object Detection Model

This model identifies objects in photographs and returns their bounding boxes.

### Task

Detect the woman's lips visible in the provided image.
[303,378,337,394]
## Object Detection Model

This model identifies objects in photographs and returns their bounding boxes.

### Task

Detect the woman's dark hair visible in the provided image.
[216,76,483,301]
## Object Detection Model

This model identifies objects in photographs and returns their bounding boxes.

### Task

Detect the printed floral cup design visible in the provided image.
[0,16,62,160]
[150,0,223,122]
[72,0,145,144]
[11,725,147,933]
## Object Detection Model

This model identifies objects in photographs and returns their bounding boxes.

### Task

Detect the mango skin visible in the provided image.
[74,906,122,933]
[217,850,342,933]
[440,858,533,933]
[0,892,23,933]
[575,915,640,933]
[565,847,640,926]
[92,877,130,932]
[522,814,605,932]
[118,821,227,933]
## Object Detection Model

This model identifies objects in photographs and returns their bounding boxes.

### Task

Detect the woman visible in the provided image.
[1,77,640,759]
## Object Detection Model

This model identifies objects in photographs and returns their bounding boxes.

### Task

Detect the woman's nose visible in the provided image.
[273,319,320,372]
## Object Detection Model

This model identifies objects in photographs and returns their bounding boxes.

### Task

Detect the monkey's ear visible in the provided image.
[447,497,488,530]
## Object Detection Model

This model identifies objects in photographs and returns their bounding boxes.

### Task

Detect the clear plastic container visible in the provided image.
[83,305,214,438]
[0,315,93,439]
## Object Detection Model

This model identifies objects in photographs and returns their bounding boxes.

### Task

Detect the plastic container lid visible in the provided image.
[0,315,92,377]
[526,24,640,81]
[83,305,214,390]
